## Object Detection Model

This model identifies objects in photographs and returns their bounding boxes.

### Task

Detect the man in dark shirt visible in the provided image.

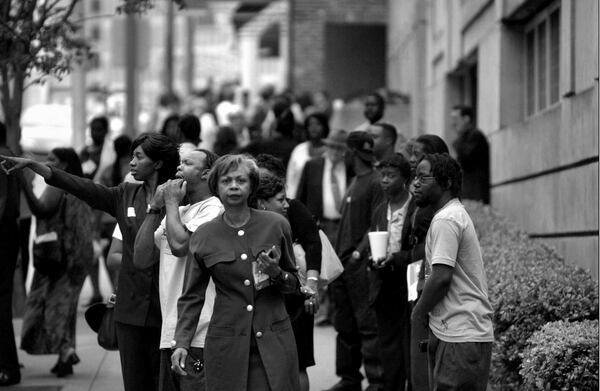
[451,105,490,204]
[324,132,384,391]
[0,121,21,386]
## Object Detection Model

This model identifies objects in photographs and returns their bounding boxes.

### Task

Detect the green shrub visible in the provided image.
[520,319,599,390]
[463,201,599,389]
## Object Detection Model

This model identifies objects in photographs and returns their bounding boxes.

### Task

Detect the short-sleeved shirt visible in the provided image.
[425,198,494,343]
[154,196,223,349]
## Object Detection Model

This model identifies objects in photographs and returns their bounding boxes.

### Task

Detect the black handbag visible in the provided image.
[85,293,118,351]
[33,197,66,277]
[98,294,118,351]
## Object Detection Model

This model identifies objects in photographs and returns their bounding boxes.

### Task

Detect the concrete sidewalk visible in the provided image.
[9,315,347,391]
[9,316,123,391]
[8,273,360,391]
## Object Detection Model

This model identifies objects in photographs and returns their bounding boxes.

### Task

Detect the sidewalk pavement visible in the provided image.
[8,275,361,391]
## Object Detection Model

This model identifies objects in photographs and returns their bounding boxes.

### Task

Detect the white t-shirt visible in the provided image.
[154,197,223,349]
[425,198,494,343]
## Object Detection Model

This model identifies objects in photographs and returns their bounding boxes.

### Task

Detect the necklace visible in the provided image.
[223,210,251,228]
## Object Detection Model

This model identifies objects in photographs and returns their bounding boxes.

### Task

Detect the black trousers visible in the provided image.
[116,321,161,391]
[331,259,383,387]
[0,219,20,378]
[427,331,492,391]
[375,298,411,391]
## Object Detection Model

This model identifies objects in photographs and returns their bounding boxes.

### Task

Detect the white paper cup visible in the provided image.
[368,231,389,262]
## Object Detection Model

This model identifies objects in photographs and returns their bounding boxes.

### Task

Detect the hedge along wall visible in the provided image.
[463,201,599,390]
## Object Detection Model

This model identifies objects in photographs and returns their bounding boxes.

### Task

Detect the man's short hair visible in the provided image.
[423,153,462,198]
[90,116,109,132]
[367,92,385,109]
[193,148,219,171]
[374,122,397,145]
[452,104,474,121]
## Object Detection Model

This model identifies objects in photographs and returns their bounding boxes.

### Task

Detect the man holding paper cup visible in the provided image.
[361,153,416,391]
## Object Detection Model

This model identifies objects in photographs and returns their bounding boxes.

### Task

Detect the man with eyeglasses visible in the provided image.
[411,153,494,391]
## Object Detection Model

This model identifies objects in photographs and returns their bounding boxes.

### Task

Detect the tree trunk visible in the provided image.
[1,71,24,154]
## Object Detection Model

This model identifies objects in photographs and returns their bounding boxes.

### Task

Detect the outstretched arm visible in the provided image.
[1,155,121,216]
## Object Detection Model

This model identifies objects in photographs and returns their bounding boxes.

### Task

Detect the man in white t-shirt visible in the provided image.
[134,149,223,391]
[411,153,494,391]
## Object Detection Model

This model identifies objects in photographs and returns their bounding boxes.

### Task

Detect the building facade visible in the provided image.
[388,0,598,277]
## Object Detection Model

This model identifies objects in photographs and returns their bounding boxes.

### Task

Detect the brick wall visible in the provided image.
[290,0,387,94]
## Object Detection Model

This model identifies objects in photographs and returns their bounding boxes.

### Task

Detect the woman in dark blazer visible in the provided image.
[171,154,300,391]
[1,134,180,391]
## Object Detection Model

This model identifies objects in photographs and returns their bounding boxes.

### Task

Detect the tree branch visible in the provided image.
[59,0,79,25]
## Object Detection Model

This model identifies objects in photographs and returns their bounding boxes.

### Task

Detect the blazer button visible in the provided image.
[246,305,253,312]
[244,279,251,286]
[255,331,263,338]
[241,253,248,261]
[238,230,245,236]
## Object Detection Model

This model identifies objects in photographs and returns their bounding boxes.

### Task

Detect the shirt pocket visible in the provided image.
[204,251,236,268]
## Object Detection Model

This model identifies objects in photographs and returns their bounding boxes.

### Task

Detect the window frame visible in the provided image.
[524,2,561,118]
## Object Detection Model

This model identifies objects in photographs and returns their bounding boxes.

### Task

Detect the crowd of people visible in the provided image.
[0,87,493,391]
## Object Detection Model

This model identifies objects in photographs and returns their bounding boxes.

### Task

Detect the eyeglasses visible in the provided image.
[413,175,435,184]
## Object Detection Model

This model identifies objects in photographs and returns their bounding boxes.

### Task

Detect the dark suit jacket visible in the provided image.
[46,167,161,328]
[362,197,418,307]
[296,156,351,222]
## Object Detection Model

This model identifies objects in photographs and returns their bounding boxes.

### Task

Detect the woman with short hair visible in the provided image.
[171,154,300,391]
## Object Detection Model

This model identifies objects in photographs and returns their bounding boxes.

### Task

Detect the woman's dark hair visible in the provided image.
[423,152,462,198]
[52,148,84,177]
[160,114,180,136]
[213,126,238,156]
[378,153,412,185]
[179,114,201,143]
[255,154,285,179]
[207,154,260,202]
[415,134,449,154]
[131,133,179,185]
[110,135,132,186]
[250,173,285,208]
[274,109,296,139]
[303,112,330,140]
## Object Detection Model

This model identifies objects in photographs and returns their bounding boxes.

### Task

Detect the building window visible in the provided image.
[525,4,560,116]
[91,0,101,14]
[91,25,101,41]
[259,24,280,58]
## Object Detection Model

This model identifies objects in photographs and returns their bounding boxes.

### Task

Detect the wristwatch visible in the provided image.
[352,250,361,260]
[147,207,162,215]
